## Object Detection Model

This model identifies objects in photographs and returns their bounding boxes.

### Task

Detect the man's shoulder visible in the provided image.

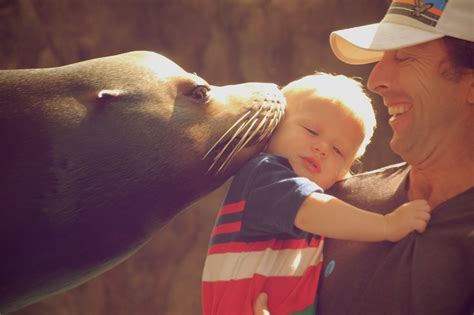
[348,161,409,181]
[328,162,410,206]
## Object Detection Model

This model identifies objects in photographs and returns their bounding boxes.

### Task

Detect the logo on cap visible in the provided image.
[389,0,448,26]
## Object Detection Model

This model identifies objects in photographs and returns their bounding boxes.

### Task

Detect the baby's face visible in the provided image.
[266,93,364,190]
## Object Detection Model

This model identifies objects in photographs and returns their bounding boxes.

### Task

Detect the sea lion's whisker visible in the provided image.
[216,118,259,174]
[233,107,262,138]
[268,108,282,133]
[206,99,285,174]
[202,110,252,160]
[278,104,284,120]
[216,118,250,158]
[214,106,265,168]
[256,116,269,142]
[219,108,272,173]
[203,111,252,161]
[206,116,252,173]
[255,116,269,143]
[206,106,263,173]
[257,102,282,142]
[231,106,262,133]
[258,112,277,142]
[234,118,263,155]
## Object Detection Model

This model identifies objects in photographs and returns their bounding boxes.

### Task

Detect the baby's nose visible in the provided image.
[312,142,328,158]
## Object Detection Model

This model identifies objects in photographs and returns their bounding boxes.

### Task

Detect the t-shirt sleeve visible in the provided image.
[241,155,323,238]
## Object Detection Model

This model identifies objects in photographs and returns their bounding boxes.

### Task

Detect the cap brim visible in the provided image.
[330,22,445,65]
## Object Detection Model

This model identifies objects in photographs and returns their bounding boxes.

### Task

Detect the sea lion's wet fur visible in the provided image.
[0,51,284,312]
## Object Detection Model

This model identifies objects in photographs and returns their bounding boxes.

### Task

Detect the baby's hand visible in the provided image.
[384,200,431,242]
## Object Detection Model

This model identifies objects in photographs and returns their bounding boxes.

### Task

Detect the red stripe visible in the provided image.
[211,221,242,237]
[208,237,322,255]
[202,264,322,315]
[219,200,246,215]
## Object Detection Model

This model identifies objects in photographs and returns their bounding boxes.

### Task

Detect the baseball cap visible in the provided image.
[330,0,474,65]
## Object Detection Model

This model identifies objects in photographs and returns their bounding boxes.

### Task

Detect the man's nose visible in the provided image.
[367,51,397,95]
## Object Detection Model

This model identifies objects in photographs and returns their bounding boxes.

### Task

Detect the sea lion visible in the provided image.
[0,51,285,313]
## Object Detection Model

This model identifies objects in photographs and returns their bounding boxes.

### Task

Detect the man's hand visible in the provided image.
[385,199,431,242]
[253,292,270,315]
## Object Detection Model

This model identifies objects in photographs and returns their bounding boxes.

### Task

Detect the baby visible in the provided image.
[202,73,431,315]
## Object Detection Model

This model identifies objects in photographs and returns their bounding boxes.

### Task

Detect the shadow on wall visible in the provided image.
[3,0,399,314]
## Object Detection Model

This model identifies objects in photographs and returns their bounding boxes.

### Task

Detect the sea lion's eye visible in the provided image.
[189,85,210,101]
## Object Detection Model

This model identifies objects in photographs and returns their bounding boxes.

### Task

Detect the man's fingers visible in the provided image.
[253,292,270,315]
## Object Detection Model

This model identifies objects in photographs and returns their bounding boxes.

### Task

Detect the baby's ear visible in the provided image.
[335,169,351,182]
[349,159,363,176]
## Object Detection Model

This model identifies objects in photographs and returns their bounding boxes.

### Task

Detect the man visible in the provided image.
[254,0,473,314]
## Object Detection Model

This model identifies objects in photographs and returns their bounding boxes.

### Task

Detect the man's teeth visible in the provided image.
[388,106,408,116]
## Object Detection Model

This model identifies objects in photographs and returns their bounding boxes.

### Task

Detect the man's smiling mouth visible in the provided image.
[388,105,409,118]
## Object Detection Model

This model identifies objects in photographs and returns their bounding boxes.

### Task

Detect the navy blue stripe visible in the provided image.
[215,212,243,226]
[210,232,242,245]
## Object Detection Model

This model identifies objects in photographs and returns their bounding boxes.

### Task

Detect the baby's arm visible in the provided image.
[294,193,431,242]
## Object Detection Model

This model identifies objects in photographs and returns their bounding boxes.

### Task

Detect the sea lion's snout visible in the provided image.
[203,82,285,175]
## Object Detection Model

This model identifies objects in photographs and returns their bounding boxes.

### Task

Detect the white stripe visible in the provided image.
[202,244,323,281]
[421,13,439,23]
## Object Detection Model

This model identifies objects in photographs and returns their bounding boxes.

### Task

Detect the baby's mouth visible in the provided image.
[302,157,321,174]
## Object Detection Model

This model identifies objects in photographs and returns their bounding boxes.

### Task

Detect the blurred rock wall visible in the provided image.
[2,0,398,314]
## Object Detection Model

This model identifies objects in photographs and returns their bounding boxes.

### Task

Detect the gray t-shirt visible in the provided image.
[317,162,474,315]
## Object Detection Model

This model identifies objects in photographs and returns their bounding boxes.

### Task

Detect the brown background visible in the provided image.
[2,0,399,314]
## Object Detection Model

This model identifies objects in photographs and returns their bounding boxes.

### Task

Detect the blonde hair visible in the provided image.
[282,72,376,158]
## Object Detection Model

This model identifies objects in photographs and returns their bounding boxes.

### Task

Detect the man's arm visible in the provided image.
[294,193,431,242]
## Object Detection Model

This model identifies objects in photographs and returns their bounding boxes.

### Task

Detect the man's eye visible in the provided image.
[304,127,318,136]
[395,56,410,62]
[394,52,411,62]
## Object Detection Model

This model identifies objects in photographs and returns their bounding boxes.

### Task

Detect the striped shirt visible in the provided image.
[202,154,323,315]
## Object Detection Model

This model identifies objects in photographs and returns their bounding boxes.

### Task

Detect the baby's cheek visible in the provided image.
[332,167,350,184]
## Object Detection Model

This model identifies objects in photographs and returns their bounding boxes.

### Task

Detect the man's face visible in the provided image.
[367,39,473,165]
[265,93,364,190]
